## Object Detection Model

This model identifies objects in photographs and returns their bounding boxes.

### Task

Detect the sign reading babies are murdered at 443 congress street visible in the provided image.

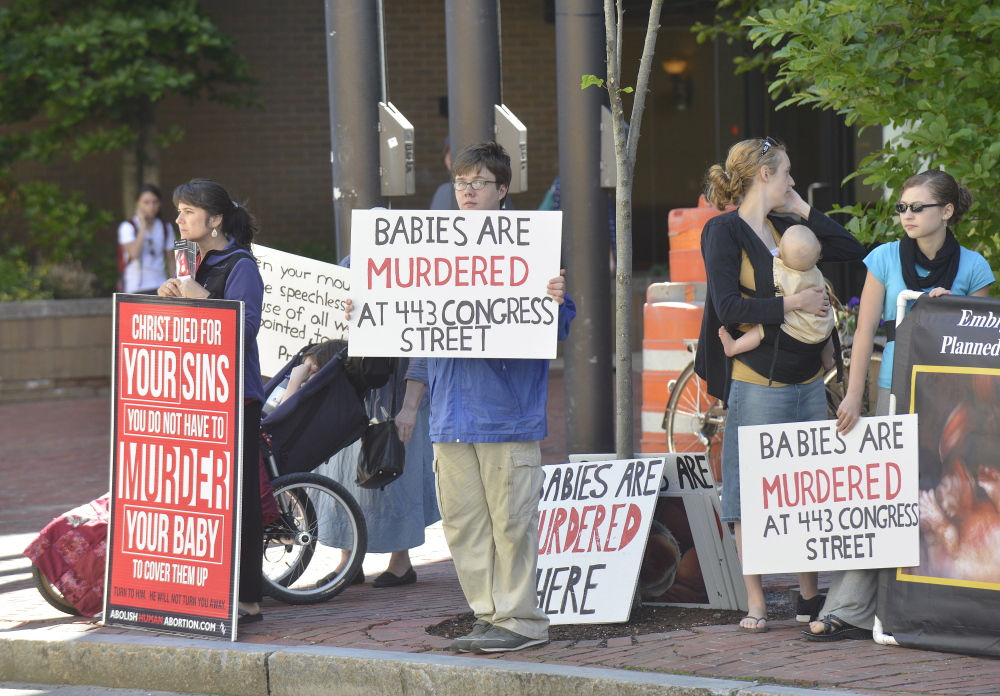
[251,245,350,378]
[105,295,243,641]
[536,458,665,625]
[348,209,563,358]
[739,415,919,576]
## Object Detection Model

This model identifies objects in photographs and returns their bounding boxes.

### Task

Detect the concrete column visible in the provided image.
[325,0,387,260]
[444,0,502,156]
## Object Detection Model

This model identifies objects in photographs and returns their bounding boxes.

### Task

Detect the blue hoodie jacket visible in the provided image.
[408,296,575,444]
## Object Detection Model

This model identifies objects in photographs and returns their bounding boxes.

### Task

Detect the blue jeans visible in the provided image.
[721,378,827,522]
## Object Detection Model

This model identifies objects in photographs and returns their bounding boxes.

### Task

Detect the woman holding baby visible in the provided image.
[695,136,866,633]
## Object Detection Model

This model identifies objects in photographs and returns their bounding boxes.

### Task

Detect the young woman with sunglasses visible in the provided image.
[697,137,866,633]
[805,169,992,641]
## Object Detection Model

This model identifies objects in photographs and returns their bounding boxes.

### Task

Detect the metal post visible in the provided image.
[556,0,614,456]
[445,0,502,156]
[324,0,387,261]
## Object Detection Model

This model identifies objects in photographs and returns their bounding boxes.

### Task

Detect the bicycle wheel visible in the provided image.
[32,566,81,616]
[663,362,726,483]
[825,346,884,418]
[262,472,367,605]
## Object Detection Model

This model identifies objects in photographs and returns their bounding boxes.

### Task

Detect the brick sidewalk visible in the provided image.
[3,379,999,695]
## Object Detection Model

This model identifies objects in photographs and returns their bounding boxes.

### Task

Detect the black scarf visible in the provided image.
[899,228,961,292]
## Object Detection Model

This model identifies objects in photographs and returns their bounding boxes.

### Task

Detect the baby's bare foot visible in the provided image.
[719,327,738,357]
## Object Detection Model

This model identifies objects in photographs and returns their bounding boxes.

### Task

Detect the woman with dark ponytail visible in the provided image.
[695,137,866,633]
[805,169,992,642]
[158,178,266,624]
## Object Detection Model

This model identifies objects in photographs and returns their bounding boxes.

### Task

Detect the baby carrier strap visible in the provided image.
[196,248,255,299]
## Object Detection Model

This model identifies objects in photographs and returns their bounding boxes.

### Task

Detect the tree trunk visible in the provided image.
[120,99,159,219]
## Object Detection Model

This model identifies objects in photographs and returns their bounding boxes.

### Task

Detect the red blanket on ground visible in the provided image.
[23,495,109,617]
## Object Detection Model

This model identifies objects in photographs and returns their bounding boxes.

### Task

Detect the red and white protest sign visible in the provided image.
[536,458,664,624]
[348,209,563,358]
[104,295,244,640]
[739,415,920,575]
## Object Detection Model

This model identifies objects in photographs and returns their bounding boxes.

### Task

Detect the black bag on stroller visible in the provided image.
[260,346,370,476]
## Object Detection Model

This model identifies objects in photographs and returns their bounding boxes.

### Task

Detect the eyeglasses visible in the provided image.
[894,202,944,215]
[757,136,777,161]
[453,180,497,191]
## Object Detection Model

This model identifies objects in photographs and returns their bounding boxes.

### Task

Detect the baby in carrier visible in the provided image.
[719,224,836,370]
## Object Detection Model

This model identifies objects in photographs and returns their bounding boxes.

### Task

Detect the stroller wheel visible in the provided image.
[33,566,81,616]
[262,472,367,605]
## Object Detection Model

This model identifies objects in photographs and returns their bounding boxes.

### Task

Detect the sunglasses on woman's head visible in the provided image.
[757,136,777,161]
[895,202,944,214]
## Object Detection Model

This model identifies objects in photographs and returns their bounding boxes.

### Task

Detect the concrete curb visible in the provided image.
[0,631,868,696]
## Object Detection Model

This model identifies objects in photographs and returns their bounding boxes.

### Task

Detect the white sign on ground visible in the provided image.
[347,209,562,358]
[252,245,350,377]
[739,415,920,575]
[536,458,664,625]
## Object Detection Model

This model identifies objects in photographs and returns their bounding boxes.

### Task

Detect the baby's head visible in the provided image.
[300,341,341,374]
[778,225,822,272]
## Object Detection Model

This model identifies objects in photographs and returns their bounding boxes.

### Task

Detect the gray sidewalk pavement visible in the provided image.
[3,378,1000,696]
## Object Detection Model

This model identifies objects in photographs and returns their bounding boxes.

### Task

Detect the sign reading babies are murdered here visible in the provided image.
[739,415,920,575]
[106,295,243,641]
[348,209,563,358]
[537,458,665,624]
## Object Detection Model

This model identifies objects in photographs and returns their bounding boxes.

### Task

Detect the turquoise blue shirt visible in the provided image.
[865,241,994,388]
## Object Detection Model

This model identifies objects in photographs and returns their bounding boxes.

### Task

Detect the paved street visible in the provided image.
[3,373,1000,695]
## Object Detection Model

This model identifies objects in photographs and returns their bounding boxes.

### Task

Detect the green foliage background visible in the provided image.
[0,0,254,299]
[698,0,1000,262]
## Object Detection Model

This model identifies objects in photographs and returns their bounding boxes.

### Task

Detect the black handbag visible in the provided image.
[356,362,406,490]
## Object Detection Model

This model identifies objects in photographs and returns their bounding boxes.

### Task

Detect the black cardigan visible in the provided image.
[693,208,865,405]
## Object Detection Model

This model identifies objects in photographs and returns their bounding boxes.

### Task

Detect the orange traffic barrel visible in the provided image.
[640,282,705,453]
[667,195,733,283]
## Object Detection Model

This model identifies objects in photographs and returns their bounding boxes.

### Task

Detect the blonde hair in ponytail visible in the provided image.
[704,137,786,211]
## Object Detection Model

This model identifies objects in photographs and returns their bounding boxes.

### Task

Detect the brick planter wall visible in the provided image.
[0,299,112,403]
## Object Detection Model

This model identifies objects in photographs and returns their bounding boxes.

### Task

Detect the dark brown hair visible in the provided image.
[451,140,512,207]
[901,170,974,224]
[173,178,259,250]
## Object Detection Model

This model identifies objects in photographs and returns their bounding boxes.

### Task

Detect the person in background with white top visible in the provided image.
[118,184,176,294]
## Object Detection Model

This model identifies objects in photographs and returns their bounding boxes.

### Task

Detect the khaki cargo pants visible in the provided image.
[433,440,549,640]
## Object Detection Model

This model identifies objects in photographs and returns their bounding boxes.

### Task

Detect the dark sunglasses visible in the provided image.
[894,202,944,214]
[757,136,777,161]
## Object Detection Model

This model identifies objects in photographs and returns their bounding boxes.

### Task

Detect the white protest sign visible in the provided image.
[739,415,920,575]
[251,245,350,377]
[348,209,563,358]
[537,458,664,625]
[572,453,747,611]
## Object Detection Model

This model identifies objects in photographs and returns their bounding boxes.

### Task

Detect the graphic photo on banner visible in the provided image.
[252,245,350,378]
[348,209,563,358]
[536,458,664,625]
[104,295,244,641]
[738,415,919,576]
[901,368,1000,589]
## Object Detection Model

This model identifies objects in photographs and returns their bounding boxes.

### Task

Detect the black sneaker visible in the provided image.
[469,626,548,654]
[449,619,492,653]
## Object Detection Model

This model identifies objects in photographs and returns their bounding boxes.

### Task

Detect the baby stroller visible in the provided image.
[259,344,373,604]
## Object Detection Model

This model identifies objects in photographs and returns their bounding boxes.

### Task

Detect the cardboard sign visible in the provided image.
[105,295,244,641]
[252,245,350,378]
[347,209,563,358]
[738,415,919,575]
[572,453,747,612]
[536,458,664,625]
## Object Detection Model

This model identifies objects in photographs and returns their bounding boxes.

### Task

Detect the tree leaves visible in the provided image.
[741,0,1000,258]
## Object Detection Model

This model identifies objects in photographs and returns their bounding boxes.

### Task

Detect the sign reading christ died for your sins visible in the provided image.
[105,295,244,641]
[348,209,563,359]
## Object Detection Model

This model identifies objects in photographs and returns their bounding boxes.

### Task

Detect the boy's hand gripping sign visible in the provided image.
[739,415,920,575]
[348,209,563,358]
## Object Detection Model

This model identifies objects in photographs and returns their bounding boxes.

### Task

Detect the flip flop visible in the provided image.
[802,614,870,642]
[738,615,769,633]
